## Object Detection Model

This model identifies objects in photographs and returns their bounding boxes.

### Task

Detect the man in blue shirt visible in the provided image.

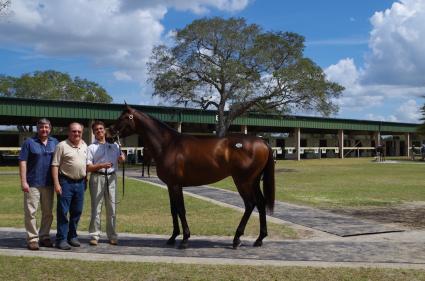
[19,118,59,250]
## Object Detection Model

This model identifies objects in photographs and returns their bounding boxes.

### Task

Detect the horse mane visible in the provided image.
[134,109,180,137]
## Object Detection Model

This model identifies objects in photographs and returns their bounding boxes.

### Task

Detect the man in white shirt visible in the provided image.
[87,120,125,246]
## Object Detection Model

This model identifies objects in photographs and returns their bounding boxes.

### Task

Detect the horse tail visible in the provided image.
[263,146,275,214]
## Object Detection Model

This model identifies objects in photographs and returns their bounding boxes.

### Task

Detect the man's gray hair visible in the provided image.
[37,118,51,128]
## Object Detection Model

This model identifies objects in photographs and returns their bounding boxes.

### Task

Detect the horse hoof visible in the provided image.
[166,238,176,245]
[253,240,263,247]
[178,241,188,249]
[232,240,241,249]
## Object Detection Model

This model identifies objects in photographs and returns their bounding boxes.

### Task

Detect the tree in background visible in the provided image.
[419,102,425,134]
[0,70,112,131]
[148,17,344,137]
[0,70,112,103]
[0,0,10,16]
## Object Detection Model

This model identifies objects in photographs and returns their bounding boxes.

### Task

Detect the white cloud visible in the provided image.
[325,0,425,123]
[363,0,425,86]
[119,0,249,14]
[113,71,132,81]
[394,99,421,122]
[0,0,250,90]
[365,113,396,122]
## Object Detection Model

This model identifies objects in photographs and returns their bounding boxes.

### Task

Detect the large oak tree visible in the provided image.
[0,70,112,131]
[148,17,344,137]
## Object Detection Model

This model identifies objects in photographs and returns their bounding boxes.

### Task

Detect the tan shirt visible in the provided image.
[52,139,88,180]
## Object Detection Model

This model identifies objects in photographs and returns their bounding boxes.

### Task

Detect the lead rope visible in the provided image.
[105,135,125,205]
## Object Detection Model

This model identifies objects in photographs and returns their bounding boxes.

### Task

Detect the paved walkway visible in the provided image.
[1,228,425,269]
[132,174,403,237]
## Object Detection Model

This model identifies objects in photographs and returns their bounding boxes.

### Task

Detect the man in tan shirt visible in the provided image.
[51,122,88,250]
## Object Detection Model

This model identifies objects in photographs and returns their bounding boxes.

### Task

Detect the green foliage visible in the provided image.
[0,70,112,103]
[148,17,344,136]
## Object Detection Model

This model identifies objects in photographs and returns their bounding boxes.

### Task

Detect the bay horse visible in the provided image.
[109,105,275,249]
[141,147,153,177]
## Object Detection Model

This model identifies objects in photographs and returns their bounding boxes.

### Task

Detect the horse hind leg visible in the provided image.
[253,185,268,247]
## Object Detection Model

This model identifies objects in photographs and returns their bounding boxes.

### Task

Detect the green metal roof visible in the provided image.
[0,97,419,133]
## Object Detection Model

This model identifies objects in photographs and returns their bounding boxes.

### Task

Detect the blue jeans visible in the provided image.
[56,176,85,242]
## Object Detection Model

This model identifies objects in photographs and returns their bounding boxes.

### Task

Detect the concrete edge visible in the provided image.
[1,248,424,270]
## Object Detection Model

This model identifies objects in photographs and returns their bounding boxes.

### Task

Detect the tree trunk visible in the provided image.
[216,101,227,137]
[216,123,227,138]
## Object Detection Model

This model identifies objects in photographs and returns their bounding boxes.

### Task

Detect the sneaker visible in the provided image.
[109,239,118,245]
[39,238,53,248]
[68,238,81,247]
[89,239,98,246]
[56,240,71,250]
[27,241,39,251]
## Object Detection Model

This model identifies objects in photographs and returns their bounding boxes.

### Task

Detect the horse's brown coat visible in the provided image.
[109,105,276,249]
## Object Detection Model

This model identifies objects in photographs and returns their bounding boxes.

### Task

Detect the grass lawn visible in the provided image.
[0,168,296,239]
[2,162,425,279]
[213,158,425,208]
[1,256,425,281]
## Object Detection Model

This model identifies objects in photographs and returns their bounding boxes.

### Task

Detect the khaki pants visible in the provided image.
[89,173,117,241]
[24,186,54,242]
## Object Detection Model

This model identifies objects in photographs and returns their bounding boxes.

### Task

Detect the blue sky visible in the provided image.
[1,0,424,123]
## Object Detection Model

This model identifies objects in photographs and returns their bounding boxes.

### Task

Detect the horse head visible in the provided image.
[108,104,138,141]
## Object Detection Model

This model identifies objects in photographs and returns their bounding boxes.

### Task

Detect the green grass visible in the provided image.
[0,166,20,171]
[1,256,425,281]
[0,168,296,239]
[213,158,425,208]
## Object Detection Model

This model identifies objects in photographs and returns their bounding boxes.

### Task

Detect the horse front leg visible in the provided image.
[147,164,150,178]
[172,186,190,249]
[166,187,180,245]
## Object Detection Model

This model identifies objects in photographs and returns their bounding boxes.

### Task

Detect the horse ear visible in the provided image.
[124,101,131,111]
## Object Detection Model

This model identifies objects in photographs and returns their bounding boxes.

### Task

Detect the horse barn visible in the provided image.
[0,97,423,162]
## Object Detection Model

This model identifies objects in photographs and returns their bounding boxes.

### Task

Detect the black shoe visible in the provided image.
[56,240,71,250]
[68,238,80,247]
[39,238,53,248]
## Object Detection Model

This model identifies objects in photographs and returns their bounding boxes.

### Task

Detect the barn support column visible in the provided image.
[405,133,411,158]
[174,122,182,133]
[338,129,344,159]
[295,127,301,161]
[374,131,381,146]
[241,125,248,135]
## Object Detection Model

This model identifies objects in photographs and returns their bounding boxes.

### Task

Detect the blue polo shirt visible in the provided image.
[19,136,59,187]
